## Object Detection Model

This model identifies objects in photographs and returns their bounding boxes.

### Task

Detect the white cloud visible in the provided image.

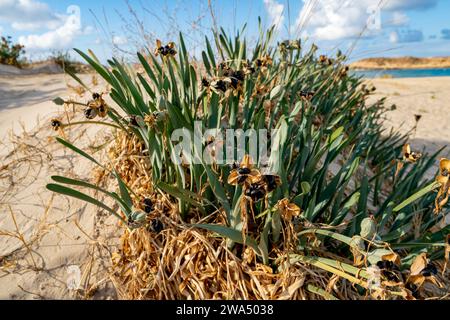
[263,0,284,31]
[18,5,84,50]
[294,0,377,41]
[390,11,409,26]
[0,0,63,31]
[112,35,128,46]
[293,0,436,41]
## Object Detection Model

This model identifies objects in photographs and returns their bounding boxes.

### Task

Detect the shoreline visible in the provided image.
[350,56,450,70]
[352,67,450,71]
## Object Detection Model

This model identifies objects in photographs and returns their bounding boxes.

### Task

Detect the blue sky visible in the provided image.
[0,0,449,62]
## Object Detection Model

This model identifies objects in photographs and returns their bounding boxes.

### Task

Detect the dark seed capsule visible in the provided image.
[382,270,400,282]
[406,283,420,299]
[300,91,315,99]
[237,167,251,175]
[158,47,166,55]
[245,184,266,201]
[377,260,394,270]
[214,80,228,92]
[150,219,164,233]
[129,116,139,126]
[202,77,210,88]
[222,68,232,77]
[263,175,281,192]
[142,198,154,213]
[230,77,239,89]
[84,107,97,119]
[421,263,438,277]
[92,92,101,100]
[51,119,62,130]
[233,70,245,82]
[237,175,248,185]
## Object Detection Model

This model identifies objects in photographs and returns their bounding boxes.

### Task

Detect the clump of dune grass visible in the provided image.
[47,21,449,300]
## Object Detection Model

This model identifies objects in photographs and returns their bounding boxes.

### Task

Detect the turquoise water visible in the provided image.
[351,68,450,78]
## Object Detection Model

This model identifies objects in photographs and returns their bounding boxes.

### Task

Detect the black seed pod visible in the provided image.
[202,77,210,88]
[406,283,421,299]
[233,70,245,82]
[92,92,101,100]
[377,260,394,271]
[150,219,164,233]
[421,263,438,277]
[237,175,248,184]
[300,91,315,100]
[214,80,228,92]
[142,198,154,214]
[263,175,281,192]
[51,119,62,131]
[158,46,166,55]
[245,183,266,201]
[129,116,139,126]
[237,168,251,175]
[84,107,97,119]
[382,270,400,282]
[230,77,239,89]
[168,48,176,56]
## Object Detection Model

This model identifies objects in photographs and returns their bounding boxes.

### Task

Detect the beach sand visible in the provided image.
[0,73,119,299]
[367,77,450,161]
[0,73,449,299]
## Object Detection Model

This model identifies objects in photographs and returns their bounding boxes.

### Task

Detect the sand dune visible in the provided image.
[0,62,63,76]
[0,73,118,299]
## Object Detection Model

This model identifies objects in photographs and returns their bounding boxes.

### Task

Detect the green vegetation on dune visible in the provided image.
[47,21,449,299]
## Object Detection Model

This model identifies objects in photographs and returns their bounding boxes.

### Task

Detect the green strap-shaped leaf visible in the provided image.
[157,182,206,214]
[74,48,112,84]
[56,137,103,168]
[115,170,133,211]
[393,181,441,212]
[46,184,124,222]
[50,176,131,214]
[298,228,353,246]
[203,165,231,216]
[193,224,261,255]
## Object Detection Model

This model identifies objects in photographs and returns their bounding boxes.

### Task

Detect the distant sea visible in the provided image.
[351,68,450,78]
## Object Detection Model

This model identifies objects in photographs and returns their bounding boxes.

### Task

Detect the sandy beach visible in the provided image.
[0,72,449,299]
[367,77,450,161]
[0,72,118,299]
